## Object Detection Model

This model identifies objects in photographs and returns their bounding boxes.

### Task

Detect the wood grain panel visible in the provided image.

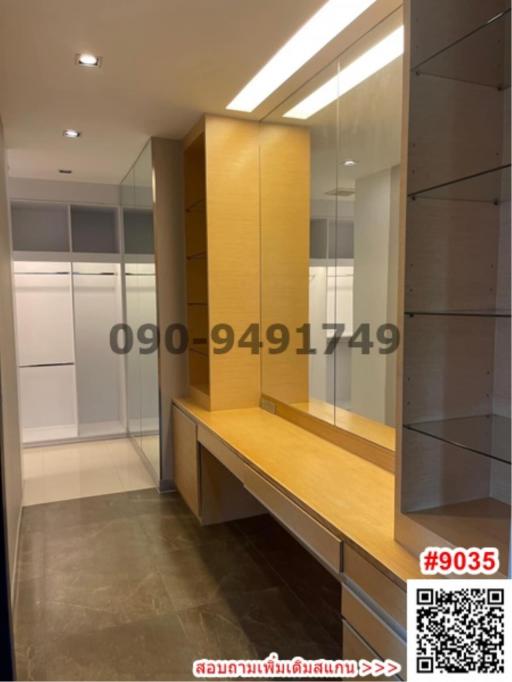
[184,129,205,208]
[344,544,406,629]
[342,586,406,674]
[198,425,246,482]
[244,465,342,574]
[185,208,207,258]
[172,406,200,517]
[260,123,310,404]
[186,258,208,304]
[200,447,265,525]
[205,115,261,410]
[173,399,422,587]
[343,622,401,680]
[268,395,395,473]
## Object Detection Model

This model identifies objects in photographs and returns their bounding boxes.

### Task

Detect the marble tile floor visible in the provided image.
[22,439,154,506]
[13,489,341,681]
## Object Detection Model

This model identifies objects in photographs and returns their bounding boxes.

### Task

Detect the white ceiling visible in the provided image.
[0,0,326,183]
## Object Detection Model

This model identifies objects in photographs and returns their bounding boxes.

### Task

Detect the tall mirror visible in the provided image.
[121,142,160,480]
[261,9,403,446]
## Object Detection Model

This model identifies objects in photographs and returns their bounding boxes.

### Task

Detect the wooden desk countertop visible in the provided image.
[174,398,421,588]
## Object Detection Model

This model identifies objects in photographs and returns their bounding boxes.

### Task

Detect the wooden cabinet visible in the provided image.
[172,405,200,517]
[342,545,406,679]
[183,116,261,411]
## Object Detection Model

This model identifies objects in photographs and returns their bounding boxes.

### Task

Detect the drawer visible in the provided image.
[342,585,406,676]
[344,544,406,628]
[198,426,246,481]
[243,466,342,573]
[342,621,401,681]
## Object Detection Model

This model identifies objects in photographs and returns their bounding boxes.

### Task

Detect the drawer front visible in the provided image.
[172,406,200,518]
[198,426,245,481]
[342,585,406,676]
[342,622,401,681]
[243,466,342,573]
[344,544,406,628]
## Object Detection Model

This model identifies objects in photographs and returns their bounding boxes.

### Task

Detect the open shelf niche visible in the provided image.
[182,116,263,411]
[396,0,511,575]
[184,129,210,406]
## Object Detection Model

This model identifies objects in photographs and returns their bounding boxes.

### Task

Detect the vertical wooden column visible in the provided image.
[259,123,310,405]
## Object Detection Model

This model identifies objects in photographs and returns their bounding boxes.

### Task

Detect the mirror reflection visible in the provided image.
[261,10,403,440]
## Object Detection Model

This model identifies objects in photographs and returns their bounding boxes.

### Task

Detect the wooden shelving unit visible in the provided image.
[182,116,261,411]
[396,2,511,573]
[184,130,210,407]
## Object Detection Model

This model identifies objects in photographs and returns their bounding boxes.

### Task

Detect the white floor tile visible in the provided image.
[22,438,153,506]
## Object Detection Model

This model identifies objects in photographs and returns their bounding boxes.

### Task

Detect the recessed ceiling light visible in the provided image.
[283,25,404,119]
[343,159,358,167]
[63,129,81,138]
[226,0,377,112]
[76,53,102,67]
[59,169,72,174]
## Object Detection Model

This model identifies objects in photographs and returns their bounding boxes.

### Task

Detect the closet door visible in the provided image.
[72,262,126,437]
[14,261,77,443]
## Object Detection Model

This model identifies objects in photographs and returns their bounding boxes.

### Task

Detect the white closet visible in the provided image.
[11,202,126,444]
[14,260,77,443]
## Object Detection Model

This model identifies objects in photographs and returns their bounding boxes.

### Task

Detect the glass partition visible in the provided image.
[261,9,403,441]
[121,142,160,479]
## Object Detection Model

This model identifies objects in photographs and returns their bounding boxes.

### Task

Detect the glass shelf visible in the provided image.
[405,414,511,464]
[409,164,510,202]
[414,9,510,90]
[405,310,511,318]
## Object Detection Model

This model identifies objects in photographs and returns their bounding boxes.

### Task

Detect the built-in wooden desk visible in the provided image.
[173,397,420,588]
[172,398,420,677]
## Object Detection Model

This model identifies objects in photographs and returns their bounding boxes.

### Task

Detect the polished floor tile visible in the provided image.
[14,489,341,681]
[22,439,154,506]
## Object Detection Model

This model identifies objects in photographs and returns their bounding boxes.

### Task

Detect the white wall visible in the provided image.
[0,119,22,591]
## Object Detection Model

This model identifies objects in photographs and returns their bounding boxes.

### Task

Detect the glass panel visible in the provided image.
[415,9,510,89]
[133,143,160,475]
[121,167,142,449]
[71,206,118,253]
[122,142,160,479]
[124,260,142,448]
[260,9,402,440]
[336,11,403,429]
[123,209,154,254]
[11,203,69,252]
[72,262,125,438]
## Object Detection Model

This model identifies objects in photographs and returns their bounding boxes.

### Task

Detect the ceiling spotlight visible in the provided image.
[63,129,81,138]
[76,53,101,67]
[59,169,72,174]
[343,159,358,167]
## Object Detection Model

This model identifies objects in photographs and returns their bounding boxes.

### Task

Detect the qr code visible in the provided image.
[407,580,511,680]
